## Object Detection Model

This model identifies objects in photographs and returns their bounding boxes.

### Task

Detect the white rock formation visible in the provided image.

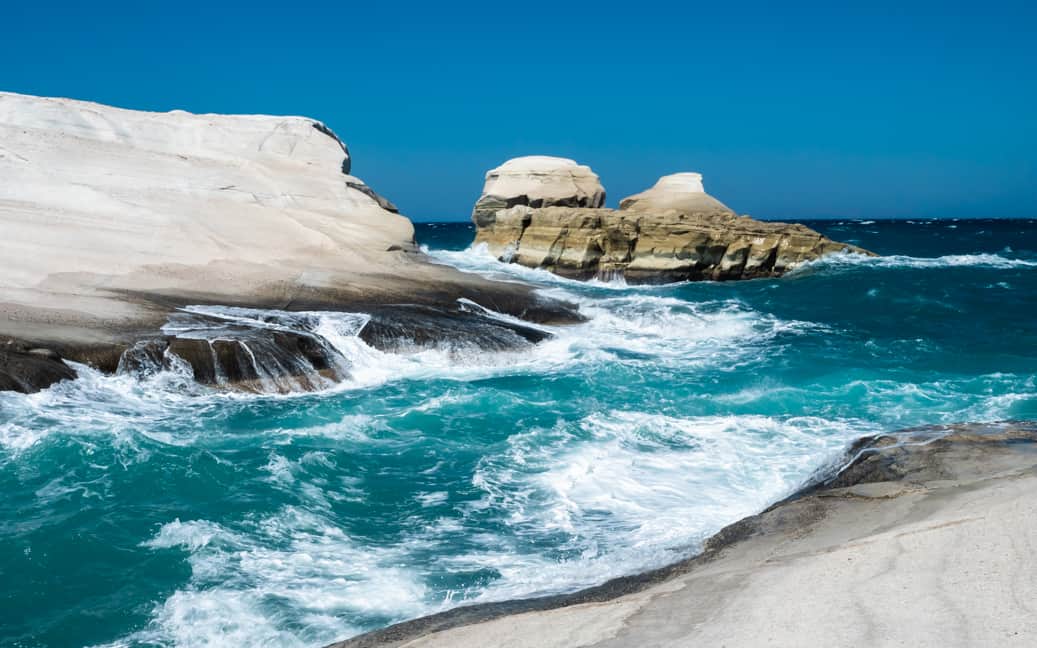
[618,172,733,214]
[0,93,565,358]
[473,156,605,225]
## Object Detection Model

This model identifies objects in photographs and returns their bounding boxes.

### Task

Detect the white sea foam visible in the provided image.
[791,251,1037,274]
[460,412,872,601]
[426,243,678,291]
[118,509,432,648]
[266,291,792,394]
[0,359,208,453]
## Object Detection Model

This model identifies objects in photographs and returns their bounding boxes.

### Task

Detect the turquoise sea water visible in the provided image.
[2,219,1036,647]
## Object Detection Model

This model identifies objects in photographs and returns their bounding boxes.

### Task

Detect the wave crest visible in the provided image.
[792,251,1037,274]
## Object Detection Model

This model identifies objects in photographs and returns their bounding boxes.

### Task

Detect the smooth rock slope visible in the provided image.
[618,172,732,213]
[472,158,873,282]
[332,421,1037,648]
[0,93,577,392]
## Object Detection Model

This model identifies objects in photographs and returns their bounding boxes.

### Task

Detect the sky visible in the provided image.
[3,1,1036,221]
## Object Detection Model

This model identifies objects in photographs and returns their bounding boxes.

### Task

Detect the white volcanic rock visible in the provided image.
[0,93,572,363]
[0,92,420,345]
[473,156,605,225]
[619,172,734,214]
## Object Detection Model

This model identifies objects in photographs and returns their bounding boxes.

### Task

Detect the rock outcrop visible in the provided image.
[472,156,605,249]
[0,93,580,392]
[618,172,733,213]
[472,159,873,282]
[0,343,77,393]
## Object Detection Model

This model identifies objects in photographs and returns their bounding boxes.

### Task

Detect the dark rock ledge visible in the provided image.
[0,297,573,395]
[0,342,78,393]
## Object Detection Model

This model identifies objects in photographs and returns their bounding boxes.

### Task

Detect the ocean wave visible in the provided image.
[113,412,877,648]
[463,412,873,601]
[0,291,798,452]
[104,509,430,648]
[10,229,1037,648]
[705,374,1037,425]
[425,243,682,292]
[791,251,1037,274]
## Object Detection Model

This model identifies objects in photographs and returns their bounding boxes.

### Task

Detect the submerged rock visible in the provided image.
[105,302,558,394]
[358,302,552,353]
[472,159,873,282]
[0,343,77,393]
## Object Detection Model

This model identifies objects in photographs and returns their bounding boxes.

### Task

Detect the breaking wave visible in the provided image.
[791,251,1037,274]
[4,220,1037,647]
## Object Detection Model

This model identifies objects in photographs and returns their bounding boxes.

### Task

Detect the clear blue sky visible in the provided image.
[4,1,1035,220]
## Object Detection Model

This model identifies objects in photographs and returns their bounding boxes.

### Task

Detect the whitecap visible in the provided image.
[120,509,432,647]
[790,251,1037,274]
[462,412,873,601]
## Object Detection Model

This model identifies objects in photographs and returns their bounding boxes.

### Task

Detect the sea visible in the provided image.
[2,219,1036,647]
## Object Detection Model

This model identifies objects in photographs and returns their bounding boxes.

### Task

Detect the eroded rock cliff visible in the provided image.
[0,93,580,392]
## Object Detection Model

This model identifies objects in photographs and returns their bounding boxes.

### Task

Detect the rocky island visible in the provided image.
[472,156,873,282]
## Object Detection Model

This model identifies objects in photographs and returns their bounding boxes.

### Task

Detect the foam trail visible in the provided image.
[429,243,1037,286]
[791,251,1037,274]
[101,510,431,648]
[461,412,874,602]
[425,243,680,291]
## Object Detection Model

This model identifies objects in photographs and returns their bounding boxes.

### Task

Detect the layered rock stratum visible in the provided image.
[472,159,873,282]
[0,93,577,392]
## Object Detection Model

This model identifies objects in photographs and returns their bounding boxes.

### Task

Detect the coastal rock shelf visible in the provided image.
[472,159,873,282]
[0,93,581,393]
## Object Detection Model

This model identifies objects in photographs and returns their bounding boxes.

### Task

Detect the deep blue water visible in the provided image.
[1,219,1035,647]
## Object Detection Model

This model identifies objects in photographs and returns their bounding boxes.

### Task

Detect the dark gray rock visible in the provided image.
[358,303,551,353]
[0,343,77,393]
